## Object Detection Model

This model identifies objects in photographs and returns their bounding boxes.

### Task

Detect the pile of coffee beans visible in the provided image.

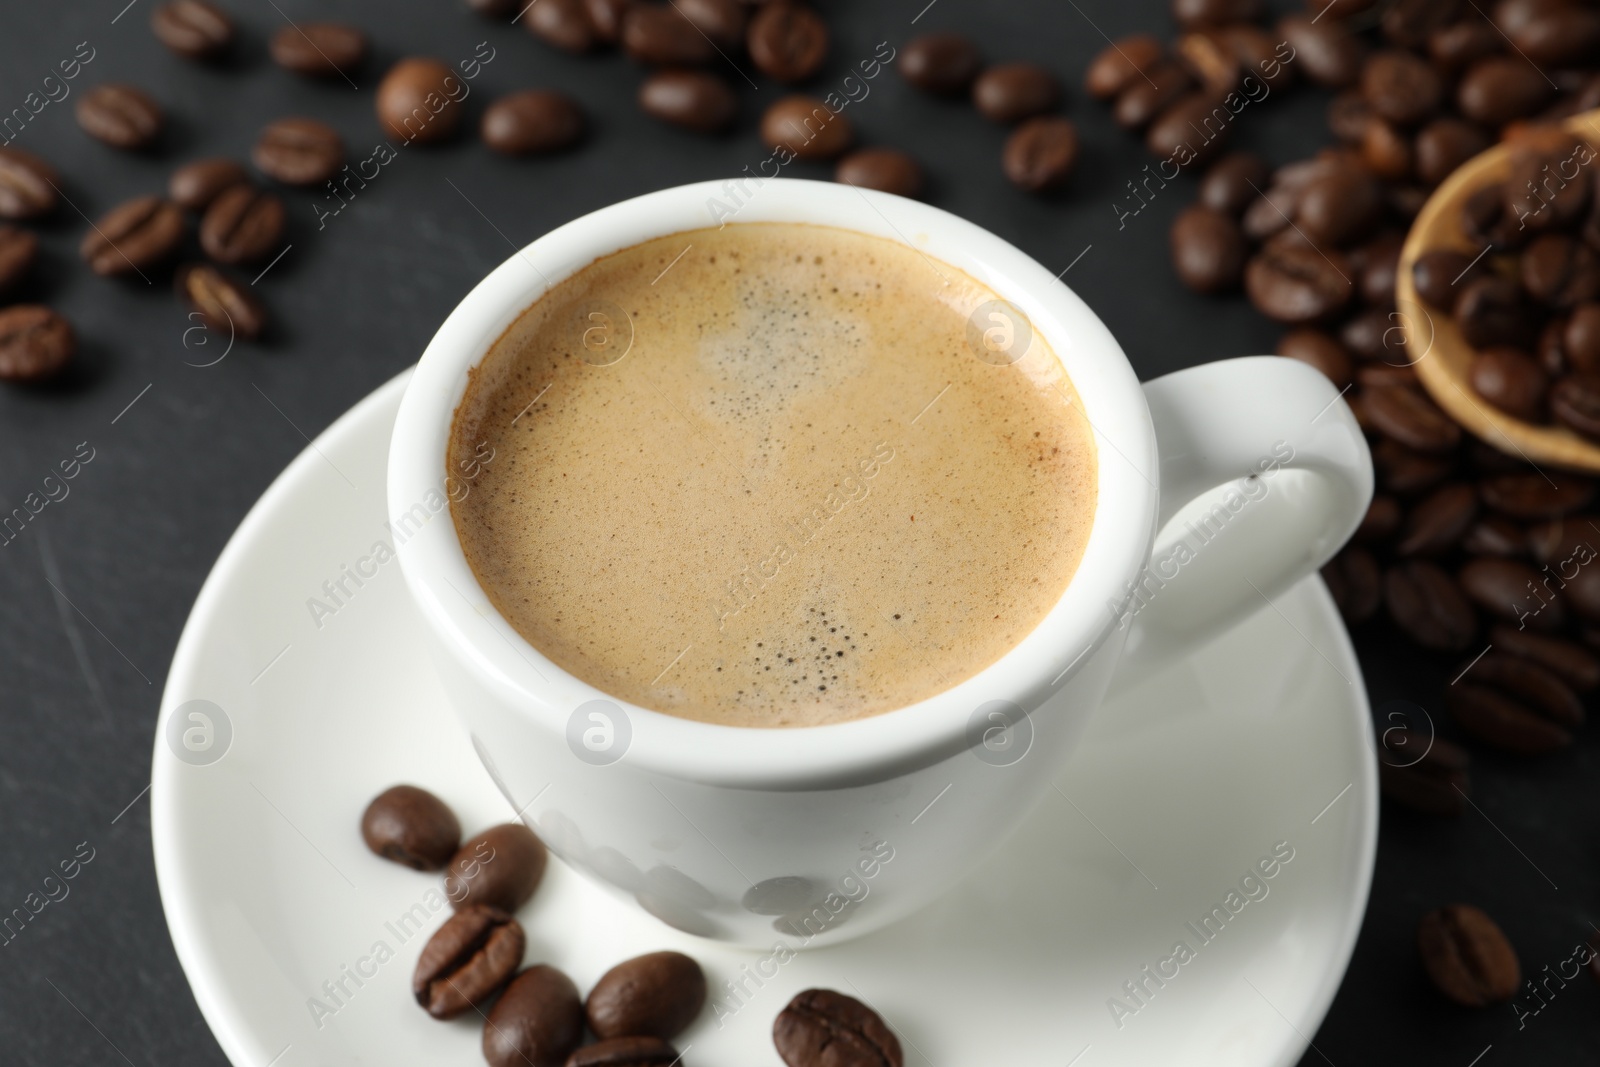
[362,783,899,1066]
[1088,0,1600,1009]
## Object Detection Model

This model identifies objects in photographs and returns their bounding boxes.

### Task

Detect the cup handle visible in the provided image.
[1108,356,1373,689]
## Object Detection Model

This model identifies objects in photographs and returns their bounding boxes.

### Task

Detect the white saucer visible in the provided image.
[152,371,1376,1067]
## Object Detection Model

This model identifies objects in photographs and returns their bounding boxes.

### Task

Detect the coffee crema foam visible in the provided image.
[449,223,1096,727]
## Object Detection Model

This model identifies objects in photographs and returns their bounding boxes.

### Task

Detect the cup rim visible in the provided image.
[389,178,1158,790]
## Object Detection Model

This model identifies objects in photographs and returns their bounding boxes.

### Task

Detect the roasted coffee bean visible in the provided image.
[835,148,923,199]
[446,823,548,912]
[81,195,184,275]
[1296,165,1382,246]
[774,988,903,1067]
[1361,51,1442,126]
[1382,0,1461,49]
[200,185,284,264]
[1278,329,1354,389]
[1462,649,1584,723]
[1540,318,1569,376]
[1361,119,1412,182]
[1418,905,1520,1007]
[253,118,344,186]
[586,951,705,1039]
[169,157,247,211]
[761,96,852,160]
[1398,482,1478,555]
[622,5,714,65]
[1374,438,1454,495]
[1358,384,1460,453]
[1328,91,1373,143]
[0,306,73,382]
[1198,153,1268,217]
[1412,249,1479,308]
[483,966,585,1067]
[1278,15,1362,88]
[1428,20,1500,68]
[151,1,233,60]
[748,3,828,83]
[1211,24,1290,92]
[1003,117,1078,193]
[526,0,600,53]
[1170,206,1245,293]
[1489,624,1600,689]
[1455,276,1536,349]
[1324,546,1383,622]
[1459,556,1563,629]
[1356,494,1402,543]
[1172,0,1260,28]
[1360,363,1421,388]
[1414,118,1490,187]
[360,784,460,869]
[1378,728,1469,815]
[972,63,1060,125]
[1356,233,1402,307]
[1175,31,1241,97]
[176,263,266,340]
[1450,681,1575,752]
[76,84,163,150]
[1112,63,1194,130]
[1245,241,1353,322]
[468,0,519,14]
[1385,560,1476,650]
[639,70,737,133]
[584,0,633,44]
[1551,374,1600,440]
[412,905,525,1019]
[1147,94,1230,166]
[1317,0,1379,18]
[1242,182,1299,242]
[1506,1,1600,64]
[902,32,984,96]
[1461,184,1526,252]
[482,91,585,155]
[1479,471,1594,519]
[1085,34,1162,99]
[677,0,744,48]
[1470,346,1547,421]
[0,226,38,291]
[567,1036,680,1067]
[1564,305,1600,372]
[270,23,367,77]
[0,147,58,220]
[1458,56,1553,127]
[1392,183,1430,221]
[1462,515,1526,556]
[377,58,464,144]
[1522,233,1600,308]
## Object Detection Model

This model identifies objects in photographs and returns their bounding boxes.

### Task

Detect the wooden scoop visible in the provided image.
[1396,109,1600,473]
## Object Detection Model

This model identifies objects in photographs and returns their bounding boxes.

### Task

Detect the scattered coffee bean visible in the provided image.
[622,5,714,65]
[748,3,829,83]
[1170,205,1245,293]
[1378,727,1469,815]
[81,195,185,275]
[1172,0,1260,28]
[200,185,285,264]
[1413,118,1490,187]
[1565,305,1600,372]
[902,32,983,96]
[1479,472,1594,519]
[253,118,344,186]
[584,0,633,44]
[482,91,585,155]
[1175,31,1241,97]
[1489,624,1600,690]
[586,951,705,1040]
[1385,560,1476,650]
[412,905,525,1019]
[1277,328,1354,388]
[526,0,600,53]
[639,70,738,133]
[0,147,58,220]
[1245,240,1354,322]
[1428,19,1499,69]
[1461,514,1525,556]
[1198,153,1268,217]
[1373,438,1452,495]
[1361,50,1441,126]
[176,263,267,340]
[377,58,464,144]
[270,23,367,78]
[760,96,852,160]
[1459,555,1563,629]
[1002,116,1078,193]
[1460,648,1583,722]
[151,0,233,60]
[1356,494,1402,543]
[567,1036,680,1066]
[1327,91,1373,142]
[1469,346,1547,422]
[0,226,38,291]
[1457,56,1552,127]
[1295,164,1382,246]
[1278,15,1363,88]
[972,63,1061,124]
[445,823,548,912]
[678,0,745,49]
[1398,482,1477,555]
[360,784,460,869]
[1361,119,1411,181]
[1418,904,1520,1006]
[169,158,248,211]
[835,148,922,198]
[1450,678,1575,752]
[0,305,73,382]
[774,988,902,1067]
[1114,63,1194,130]
[1323,546,1383,622]
[1086,34,1162,99]
[76,84,164,150]
[483,965,585,1067]
[468,0,519,14]
[1382,0,1458,51]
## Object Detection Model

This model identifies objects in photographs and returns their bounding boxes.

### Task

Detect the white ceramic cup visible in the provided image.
[389,178,1372,949]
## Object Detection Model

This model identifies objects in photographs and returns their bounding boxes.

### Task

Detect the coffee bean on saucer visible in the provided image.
[973,63,1060,124]
[1277,15,1362,88]
[76,84,163,150]
[1418,905,1520,1006]
[1245,241,1353,323]
[377,58,464,144]
[675,0,744,49]
[1479,471,1594,519]
[151,0,233,60]
[1114,63,1194,130]
[761,96,852,160]
[1002,117,1078,193]
[1470,347,1547,422]
[200,185,285,264]
[1551,374,1600,441]
[482,91,585,155]
[1277,328,1354,389]
[169,158,248,211]
[1361,50,1441,126]
[586,951,705,1040]
[622,5,714,65]
[748,3,829,83]
[483,965,585,1067]
[0,306,73,382]
[81,195,185,275]
[1170,206,1245,294]
[835,148,923,198]
[526,0,601,54]
[567,1036,680,1067]
[1323,546,1383,623]
[446,823,548,912]
[253,118,344,186]
[361,785,459,868]
[1411,249,1480,309]
[1378,728,1469,815]
[1197,153,1267,217]
[1457,56,1552,127]
[1356,494,1401,543]
[0,147,58,220]
[639,70,738,133]
[176,263,267,340]
[270,23,367,78]
[1397,482,1477,555]
[412,904,525,1019]
[1413,118,1490,187]
[0,226,38,291]
[902,32,984,96]
[1385,560,1476,650]
[774,988,903,1067]
[584,0,632,44]
[1489,624,1600,690]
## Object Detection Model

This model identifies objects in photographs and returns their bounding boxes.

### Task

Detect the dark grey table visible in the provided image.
[0,1,1592,1063]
